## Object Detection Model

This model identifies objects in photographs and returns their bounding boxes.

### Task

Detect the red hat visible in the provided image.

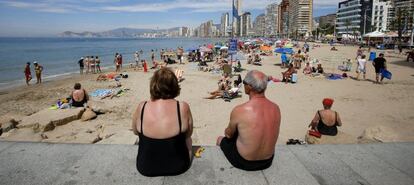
[322,98,334,106]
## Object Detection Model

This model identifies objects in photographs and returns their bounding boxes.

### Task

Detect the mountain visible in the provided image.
[59,27,181,38]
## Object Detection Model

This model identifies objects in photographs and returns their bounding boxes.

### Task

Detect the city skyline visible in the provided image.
[0,0,341,37]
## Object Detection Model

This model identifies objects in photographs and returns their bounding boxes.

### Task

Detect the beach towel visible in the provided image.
[90,89,113,97]
[326,74,343,80]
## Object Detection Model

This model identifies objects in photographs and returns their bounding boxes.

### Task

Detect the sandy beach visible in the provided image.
[1,43,414,145]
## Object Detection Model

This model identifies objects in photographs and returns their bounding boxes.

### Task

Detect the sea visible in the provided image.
[0,37,223,89]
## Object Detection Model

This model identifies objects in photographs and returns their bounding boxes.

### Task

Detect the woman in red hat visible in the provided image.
[308,98,343,136]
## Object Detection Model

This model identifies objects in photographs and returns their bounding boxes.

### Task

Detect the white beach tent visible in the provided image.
[363,31,386,38]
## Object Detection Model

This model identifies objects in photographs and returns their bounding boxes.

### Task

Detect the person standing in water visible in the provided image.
[95,56,101,73]
[24,62,32,86]
[33,61,43,84]
[78,57,84,75]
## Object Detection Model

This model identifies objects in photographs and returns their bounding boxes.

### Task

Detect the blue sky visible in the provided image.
[0,0,340,37]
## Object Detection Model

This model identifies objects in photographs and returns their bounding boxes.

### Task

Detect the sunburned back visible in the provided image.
[137,100,189,139]
[72,89,85,102]
[319,110,337,126]
[236,98,280,161]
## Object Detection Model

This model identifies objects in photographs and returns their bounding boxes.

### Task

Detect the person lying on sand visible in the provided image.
[308,98,342,136]
[204,83,241,99]
[331,47,338,51]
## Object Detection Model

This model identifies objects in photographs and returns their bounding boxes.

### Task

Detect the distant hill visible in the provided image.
[59,27,180,38]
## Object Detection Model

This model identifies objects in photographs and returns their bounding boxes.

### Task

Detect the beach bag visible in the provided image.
[380,69,392,80]
[308,129,321,138]
[291,73,298,83]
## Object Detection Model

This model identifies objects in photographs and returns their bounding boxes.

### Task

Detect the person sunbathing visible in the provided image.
[282,64,297,83]
[303,62,312,75]
[204,83,241,99]
[216,70,281,171]
[132,68,193,177]
[218,73,231,91]
[308,98,342,136]
[331,47,338,51]
[175,68,184,82]
[70,83,89,107]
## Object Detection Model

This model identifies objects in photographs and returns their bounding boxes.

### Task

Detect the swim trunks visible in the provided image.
[220,132,273,171]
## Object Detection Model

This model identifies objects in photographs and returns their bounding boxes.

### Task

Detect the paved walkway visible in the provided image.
[0,141,413,185]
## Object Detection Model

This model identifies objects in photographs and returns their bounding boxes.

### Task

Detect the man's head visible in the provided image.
[33,61,38,66]
[243,70,268,95]
[26,62,30,66]
[379,53,384,58]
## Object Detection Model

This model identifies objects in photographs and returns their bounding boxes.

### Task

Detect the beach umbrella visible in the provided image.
[363,31,386,38]
[260,45,272,52]
[200,46,212,53]
[274,48,294,54]
[284,43,294,48]
[215,45,222,49]
[220,46,228,50]
[186,47,198,52]
[207,44,214,49]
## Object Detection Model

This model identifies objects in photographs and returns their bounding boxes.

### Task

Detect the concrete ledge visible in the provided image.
[0,142,413,185]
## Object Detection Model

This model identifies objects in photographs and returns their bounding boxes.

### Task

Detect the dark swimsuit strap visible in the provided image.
[140,101,148,134]
[176,101,182,133]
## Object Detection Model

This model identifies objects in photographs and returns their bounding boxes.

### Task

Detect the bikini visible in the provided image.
[220,130,274,171]
[136,101,190,177]
[317,111,338,136]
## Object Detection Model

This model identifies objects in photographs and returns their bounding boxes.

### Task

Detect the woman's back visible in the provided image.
[136,100,191,177]
[318,110,337,126]
[132,68,193,177]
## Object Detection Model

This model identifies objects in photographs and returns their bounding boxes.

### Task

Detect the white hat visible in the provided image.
[33,61,38,64]
[81,57,84,59]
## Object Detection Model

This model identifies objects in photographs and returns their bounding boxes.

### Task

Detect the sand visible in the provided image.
[1,43,414,145]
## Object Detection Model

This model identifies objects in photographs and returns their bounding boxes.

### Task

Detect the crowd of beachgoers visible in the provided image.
[2,37,414,176]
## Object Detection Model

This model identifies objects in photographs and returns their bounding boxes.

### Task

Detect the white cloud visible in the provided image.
[1,0,340,13]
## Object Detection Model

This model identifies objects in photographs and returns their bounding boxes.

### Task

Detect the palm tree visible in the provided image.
[390,8,410,49]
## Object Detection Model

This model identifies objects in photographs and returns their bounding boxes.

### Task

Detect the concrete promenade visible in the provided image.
[0,141,413,185]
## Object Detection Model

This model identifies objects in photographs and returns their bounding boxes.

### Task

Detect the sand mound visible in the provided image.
[358,126,399,143]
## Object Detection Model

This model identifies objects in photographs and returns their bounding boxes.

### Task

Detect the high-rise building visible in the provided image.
[318,13,337,27]
[265,3,280,37]
[253,14,266,37]
[279,0,290,37]
[240,12,252,37]
[288,0,313,36]
[232,0,242,37]
[336,0,373,36]
[371,0,392,32]
[390,0,414,35]
[221,13,230,37]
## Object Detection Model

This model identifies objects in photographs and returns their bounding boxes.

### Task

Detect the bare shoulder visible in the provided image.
[179,101,191,112]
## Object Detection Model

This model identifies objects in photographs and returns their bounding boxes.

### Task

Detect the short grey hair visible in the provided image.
[244,70,267,93]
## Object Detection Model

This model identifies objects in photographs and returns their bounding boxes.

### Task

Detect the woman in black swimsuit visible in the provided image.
[309,98,343,136]
[132,68,193,177]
